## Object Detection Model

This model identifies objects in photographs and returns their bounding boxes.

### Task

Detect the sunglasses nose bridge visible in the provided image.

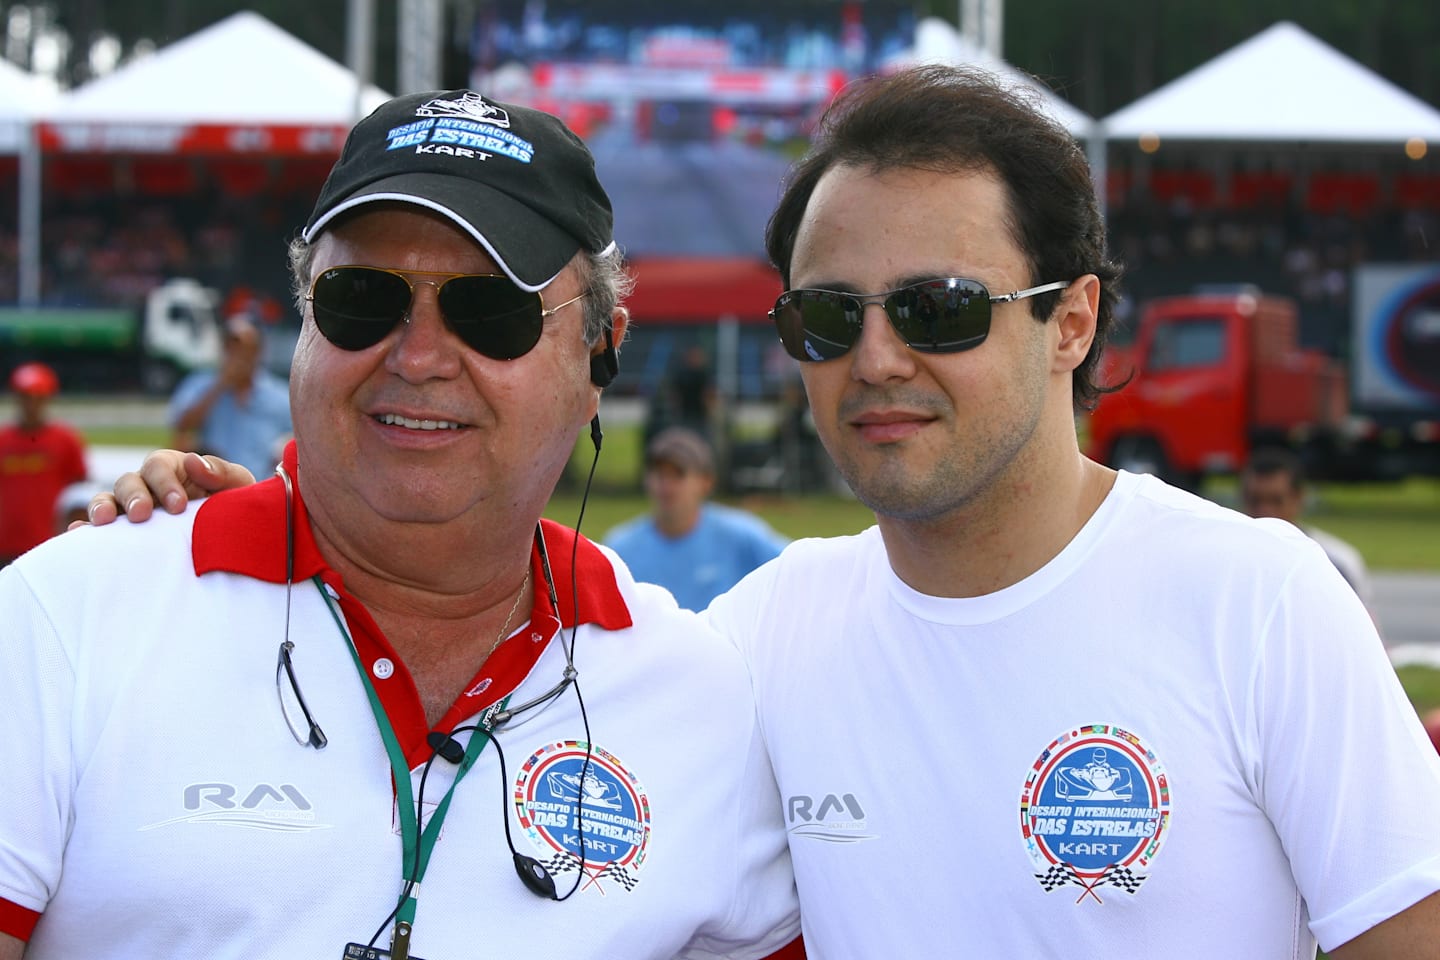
[399,276,450,326]
[850,296,916,361]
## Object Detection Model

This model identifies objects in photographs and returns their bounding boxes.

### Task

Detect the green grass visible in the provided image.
[1205,476,1440,571]
[82,425,171,447]
[82,421,1440,570]
[1397,666,1440,716]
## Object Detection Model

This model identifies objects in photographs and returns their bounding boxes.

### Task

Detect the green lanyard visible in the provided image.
[317,577,508,939]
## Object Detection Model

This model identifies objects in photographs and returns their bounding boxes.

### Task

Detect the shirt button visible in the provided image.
[373,658,395,680]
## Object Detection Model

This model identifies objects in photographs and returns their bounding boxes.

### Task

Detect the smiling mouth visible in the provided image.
[375,413,467,431]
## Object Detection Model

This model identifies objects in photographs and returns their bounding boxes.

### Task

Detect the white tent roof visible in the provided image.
[886,17,1093,136]
[0,58,56,153]
[47,11,389,128]
[1102,21,1440,144]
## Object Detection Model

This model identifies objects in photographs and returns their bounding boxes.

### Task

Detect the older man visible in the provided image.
[0,90,798,959]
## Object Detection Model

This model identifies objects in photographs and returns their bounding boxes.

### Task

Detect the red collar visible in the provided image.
[191,441,632,765]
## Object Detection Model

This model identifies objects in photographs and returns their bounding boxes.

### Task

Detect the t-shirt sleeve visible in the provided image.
[674,709,800,959]
[1251,547,1440,949]
[0,566,74,938]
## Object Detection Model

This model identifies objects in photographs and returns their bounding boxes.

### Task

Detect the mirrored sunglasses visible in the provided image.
[770,277,1069,362]
[306,265,583,360]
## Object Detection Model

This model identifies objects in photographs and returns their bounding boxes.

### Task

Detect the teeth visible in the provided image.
[378,413,462,431]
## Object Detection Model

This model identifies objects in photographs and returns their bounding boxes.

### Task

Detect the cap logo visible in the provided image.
[415,91,511,127]
[383,92,535,164]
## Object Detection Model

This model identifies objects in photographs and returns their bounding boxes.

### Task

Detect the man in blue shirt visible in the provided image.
[605,427,787,611]
[168,314,292,479]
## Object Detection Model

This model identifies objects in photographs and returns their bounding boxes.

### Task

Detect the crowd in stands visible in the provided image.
[1,162,1437,362]
[1093,185,1436,352]
[1,179,317,310]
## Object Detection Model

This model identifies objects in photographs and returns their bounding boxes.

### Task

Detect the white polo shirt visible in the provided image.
[0,448,799,959]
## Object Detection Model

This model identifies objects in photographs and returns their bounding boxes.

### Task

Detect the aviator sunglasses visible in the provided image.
[306,265,584,360]
[770,277,1070,362]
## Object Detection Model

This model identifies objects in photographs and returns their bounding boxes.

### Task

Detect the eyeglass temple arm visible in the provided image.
[990,280,1071,303]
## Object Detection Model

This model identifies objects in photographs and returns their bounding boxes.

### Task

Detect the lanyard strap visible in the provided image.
[315,576,508,926]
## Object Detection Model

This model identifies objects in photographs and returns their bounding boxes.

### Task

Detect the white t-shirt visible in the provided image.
[707,470,1440,959]
[0,460,798,959]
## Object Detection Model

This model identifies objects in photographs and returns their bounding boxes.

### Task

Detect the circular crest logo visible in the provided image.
[513,741,651,894]
[1019,724,1171,903]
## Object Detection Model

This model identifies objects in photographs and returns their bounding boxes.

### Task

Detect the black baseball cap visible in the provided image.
[304,90,615,292]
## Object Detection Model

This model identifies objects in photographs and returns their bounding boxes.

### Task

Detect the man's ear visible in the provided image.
[1053,275,1100,375]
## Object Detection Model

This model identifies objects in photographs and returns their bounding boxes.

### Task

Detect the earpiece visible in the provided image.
[589,329,619,388]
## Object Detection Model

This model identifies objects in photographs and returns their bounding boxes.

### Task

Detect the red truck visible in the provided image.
[1083,289,1349,488]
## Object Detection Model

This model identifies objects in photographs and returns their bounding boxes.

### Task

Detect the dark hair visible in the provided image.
[765,64,1124,410]
[1243,446,1306,490]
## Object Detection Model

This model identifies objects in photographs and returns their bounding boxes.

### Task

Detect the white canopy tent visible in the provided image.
[0,58,55,153]
[886,16,1094,137]
[19,12,390,305]
[46,11,390,136]
[1102,21,1440,145]
[2,59,56,305]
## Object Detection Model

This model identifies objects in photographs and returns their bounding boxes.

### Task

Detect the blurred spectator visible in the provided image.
[168,312,292,479]
[670,345,717,436]
[1240,446,1374,611]
[0,363,88,566]
[605,427,788,611]
[643,344,718,454]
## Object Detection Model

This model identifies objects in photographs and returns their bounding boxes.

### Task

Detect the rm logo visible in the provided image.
[788,793,865,823]
[184,782,312,811]
[786,793,877,843]
[140,782,329,833]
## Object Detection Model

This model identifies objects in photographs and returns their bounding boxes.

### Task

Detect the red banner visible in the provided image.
[37,122,352,156]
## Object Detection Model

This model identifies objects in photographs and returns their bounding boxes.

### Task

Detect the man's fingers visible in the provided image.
[91,450,258,529]
[185,452,256,495]
[135,450,201,514]
[72,493,118,529]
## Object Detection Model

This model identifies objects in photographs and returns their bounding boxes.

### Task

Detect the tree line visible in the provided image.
[22,0,1440,115]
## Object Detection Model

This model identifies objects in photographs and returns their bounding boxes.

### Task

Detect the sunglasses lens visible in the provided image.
[889,279,991,353]
[310,267,412,350]
[775,291,860,362]
[438,276,544,361]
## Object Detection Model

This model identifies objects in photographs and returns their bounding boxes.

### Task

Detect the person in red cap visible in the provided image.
[0,363,88,565]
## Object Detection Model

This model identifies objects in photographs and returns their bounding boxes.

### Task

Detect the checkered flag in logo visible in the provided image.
[597,861,639,892]
[1095,863,1146,895]
[538,851,581,877]
[1035,863,1079,892]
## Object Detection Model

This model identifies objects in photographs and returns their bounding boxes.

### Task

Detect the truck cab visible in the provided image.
[139,278,223,394]
[1085,289,1347,487]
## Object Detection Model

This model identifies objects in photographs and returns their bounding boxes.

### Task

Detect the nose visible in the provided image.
[847,302,917,384]
[383,281,464,382]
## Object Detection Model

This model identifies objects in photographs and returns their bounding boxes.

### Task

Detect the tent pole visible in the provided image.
[1088,120,1108,223]
[18,119,41,307]
[347,0,375,122]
